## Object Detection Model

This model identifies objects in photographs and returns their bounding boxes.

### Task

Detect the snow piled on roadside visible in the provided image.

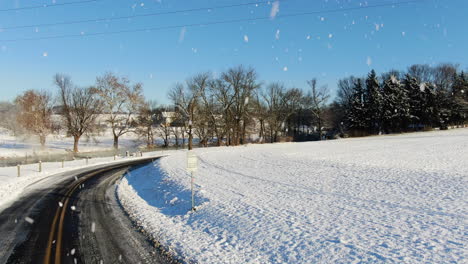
[117,129,468,263]
[0,152,168,211]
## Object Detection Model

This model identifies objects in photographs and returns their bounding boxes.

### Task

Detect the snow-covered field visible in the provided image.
[118,128,468,263]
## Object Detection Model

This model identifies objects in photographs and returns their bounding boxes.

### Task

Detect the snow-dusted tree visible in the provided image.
[450,72,468,126]
[381,75,411,132]
[348,78,367,132]
[55,74,103,153]
[94,73,144,149]
[364,70,383,134]
[404,74,425,129]
[307,79,330,140]
[15,90,54,147]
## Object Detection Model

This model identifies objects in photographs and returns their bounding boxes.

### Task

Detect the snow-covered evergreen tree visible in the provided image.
[381,75,410,132]
[348,78,367,131]
[404,74,423,129]
[364,70,383,134]
[421,82,438,127]
[450,71,468,125]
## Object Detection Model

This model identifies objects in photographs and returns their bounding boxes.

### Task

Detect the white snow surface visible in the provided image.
[118,129,468,263]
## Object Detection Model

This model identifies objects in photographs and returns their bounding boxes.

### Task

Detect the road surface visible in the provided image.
[0,158,175,264]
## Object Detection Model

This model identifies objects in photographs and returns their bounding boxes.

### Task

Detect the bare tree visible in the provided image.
[55,74,102,153]
[168,79,201,150]
[14,90,54,147]
[0,101,21,135]
[135,100,157,148]
[94,73,144,149]
[307,79,330,140]
[221,66,260,145]
[154,106,173,148]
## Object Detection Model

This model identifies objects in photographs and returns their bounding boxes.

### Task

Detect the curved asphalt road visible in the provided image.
[0,157,175,264]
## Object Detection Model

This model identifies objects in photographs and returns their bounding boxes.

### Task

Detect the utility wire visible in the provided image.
[2,0,277,30]
[0,0,106,12]
[0,0,426,43]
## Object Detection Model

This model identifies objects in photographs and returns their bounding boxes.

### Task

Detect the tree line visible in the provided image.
[1,64,467,152]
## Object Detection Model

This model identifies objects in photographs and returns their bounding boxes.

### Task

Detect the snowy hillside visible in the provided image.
[118,128,468,263]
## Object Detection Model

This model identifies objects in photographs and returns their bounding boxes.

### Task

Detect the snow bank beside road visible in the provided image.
[0,152,169,211]
[118,129,468,263]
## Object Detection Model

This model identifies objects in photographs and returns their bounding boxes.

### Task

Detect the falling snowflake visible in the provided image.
[91,222,96,233]
[179,27,186,43]
[391,75,398,84]
[283,66,288,72]
[25,217,34,224]
[366,56,372,66]
[320,17,325,21]
[420,83,426,92]
[243,35,249,43]
[328,34,333,38]
[71,248,76,255]
[58,202,63,207]
[42,52,48,57]
[306,35,311,40]
[275,29,280,40]
[402,31,406,37]
[270,1,280,19]
[71,206,76,211]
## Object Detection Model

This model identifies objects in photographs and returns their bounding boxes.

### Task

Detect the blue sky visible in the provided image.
[0,0,467,104]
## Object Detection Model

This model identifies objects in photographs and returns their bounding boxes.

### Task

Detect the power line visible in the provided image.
[2,0,277,30]
[0,0,426,43]
[0,0,106,12]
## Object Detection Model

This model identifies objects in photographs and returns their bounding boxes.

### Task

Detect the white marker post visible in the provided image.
[186,151,198,211]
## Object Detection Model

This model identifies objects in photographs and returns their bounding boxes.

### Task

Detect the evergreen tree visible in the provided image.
[421,82,438,127]
[364,70,383,134]
[403,74,423,130]
[381,75,410,132]
[450,71,468,125]
[348,78,367,131]
[435,86,451,129]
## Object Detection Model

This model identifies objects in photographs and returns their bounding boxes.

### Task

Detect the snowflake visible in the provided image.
[270,1,280,19]
[419,83,426,92]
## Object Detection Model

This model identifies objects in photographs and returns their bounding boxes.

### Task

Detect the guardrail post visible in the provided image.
[114,155,116,161]
[126,151,129,157]
[62,159,64,168]
[39,161,42,172]
[17,165,20,177]
[140,151,143,157]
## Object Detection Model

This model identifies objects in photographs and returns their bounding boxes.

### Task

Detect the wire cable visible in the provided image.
[2,0,277,30]
[0,0,426,43]
[0,0,106,12]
